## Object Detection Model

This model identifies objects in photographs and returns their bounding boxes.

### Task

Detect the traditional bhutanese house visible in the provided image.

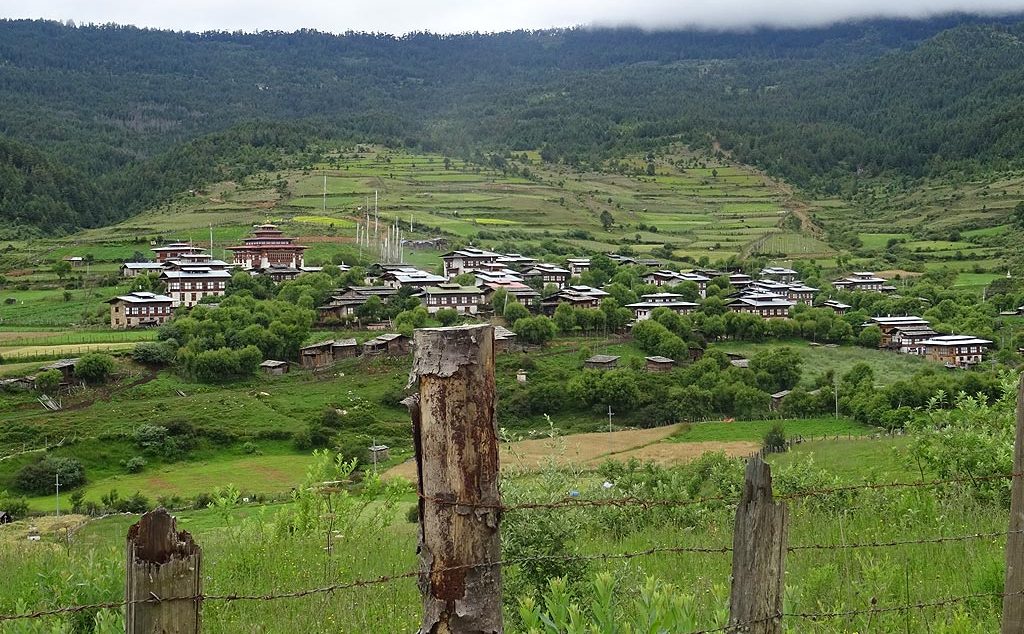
[441,247,502,278]
[299,341,336,369]
[625,293,699,321]
[540,286,609,313]
[107,291,175,329]
[607,254,638,266]
[645,356,675,372]
[482,282,540,306]
[833,272,894,293]
[636,258,663,269]
[332,338,359,359]
[317,287,396,323]
[259,360,289,375]
[679,272,711,297]
[584,354,620,370]
[770,390,792,411]
[493,325,517,353]
[362,333,410,356]
[168,252,229,268]
[566,258,591,277]
[891,325,939,355]
[471,269,524,287]
[820,300,852,315]
[522,263,571,289]
[745,278,818,303]
[423,284,484,315]
[38,359,78,383]
[160,267,232,308]
[381,267,448,289]
[151,242,203,262]
[921,335,992,368]
[760,267,799,283]
[496,253,539,271]
[785,283,819,303]
[226,224,307,270]
[727,272,754,286]
[63,256,84,267]
[255,265,303,283]
[643,270,686,287]
[120,262,165,278]
[866,316,931,348]
[727,294,795,318]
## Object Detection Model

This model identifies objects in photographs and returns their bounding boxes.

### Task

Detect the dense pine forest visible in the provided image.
[2,14,1024,232]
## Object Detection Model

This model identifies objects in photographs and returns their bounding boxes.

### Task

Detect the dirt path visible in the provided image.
[383,425,757,481]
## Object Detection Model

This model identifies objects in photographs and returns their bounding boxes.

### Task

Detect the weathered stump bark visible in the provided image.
[125,508,202,633]
[728,456,788,634]
[1003,376,1024,633]
[408,324,502,634]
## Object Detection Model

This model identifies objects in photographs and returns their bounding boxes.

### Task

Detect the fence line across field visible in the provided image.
[3,324,1024,633]
[410,470,1023,513]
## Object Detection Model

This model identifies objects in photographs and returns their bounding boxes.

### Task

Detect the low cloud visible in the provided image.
[6,0,1024,34]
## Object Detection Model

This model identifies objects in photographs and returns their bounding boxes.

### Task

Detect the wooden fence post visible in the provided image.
[728,455,788,634]
[408,324,502,634]
[1002,375,1024,633]
[125,508,202,633]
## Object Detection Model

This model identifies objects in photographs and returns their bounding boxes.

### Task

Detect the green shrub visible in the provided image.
[242,441,258,454]
[0,490,29,519]
[75,353,116,384]
[125,456,147,473]
[34,369,62,394]
[763,424,786,451]
[131,340,178,365]
[14,456,86,495]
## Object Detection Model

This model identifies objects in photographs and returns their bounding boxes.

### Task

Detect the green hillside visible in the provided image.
[2,16,1024,232]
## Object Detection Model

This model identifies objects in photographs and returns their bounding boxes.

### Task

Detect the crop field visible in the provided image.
[820,171,1024,274]
[709,340,934,387]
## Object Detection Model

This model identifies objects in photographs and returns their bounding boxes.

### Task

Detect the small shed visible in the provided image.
[299,341,335,369]
[363,333,410,356]
[516,369,528,384]
[331,338,359,360]
[729,357,750,369]
[38,359,79,383]
[368,444,391,465]
[770,390,792,411]
[644,356,675,372]
[493,325,517,353]
[584,354,620,370]
[0,511,11,524]
[259,360,289,376]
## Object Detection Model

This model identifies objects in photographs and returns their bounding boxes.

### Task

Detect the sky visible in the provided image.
[3,0,1024,34]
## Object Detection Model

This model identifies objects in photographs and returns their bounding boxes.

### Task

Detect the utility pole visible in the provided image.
[55,472,61,517]
[834,375,839,420]
[607,405,615,456]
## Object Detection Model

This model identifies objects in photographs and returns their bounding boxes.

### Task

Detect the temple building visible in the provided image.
[226,224,307,270]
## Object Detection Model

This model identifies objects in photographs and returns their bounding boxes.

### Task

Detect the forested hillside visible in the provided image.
[1,14,1023,232]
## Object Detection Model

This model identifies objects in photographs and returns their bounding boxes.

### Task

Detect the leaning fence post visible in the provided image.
[407,324,502,634]
[728,455,788,634]
[1002,375,1024,632]
[125,508,202,633]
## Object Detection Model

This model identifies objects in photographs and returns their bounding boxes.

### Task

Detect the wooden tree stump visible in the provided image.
[125,508,202,634]
[408,324,502,634]
[1003,376,1024,633]
[728,456,788,634]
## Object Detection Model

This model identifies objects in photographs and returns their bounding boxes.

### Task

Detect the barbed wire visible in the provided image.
[3,528,1018,624]
[786,589,1024,621]
[788,529,1022,552]
[416,471,1022,513]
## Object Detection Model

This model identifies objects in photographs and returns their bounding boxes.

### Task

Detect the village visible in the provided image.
[100,223,994,379]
